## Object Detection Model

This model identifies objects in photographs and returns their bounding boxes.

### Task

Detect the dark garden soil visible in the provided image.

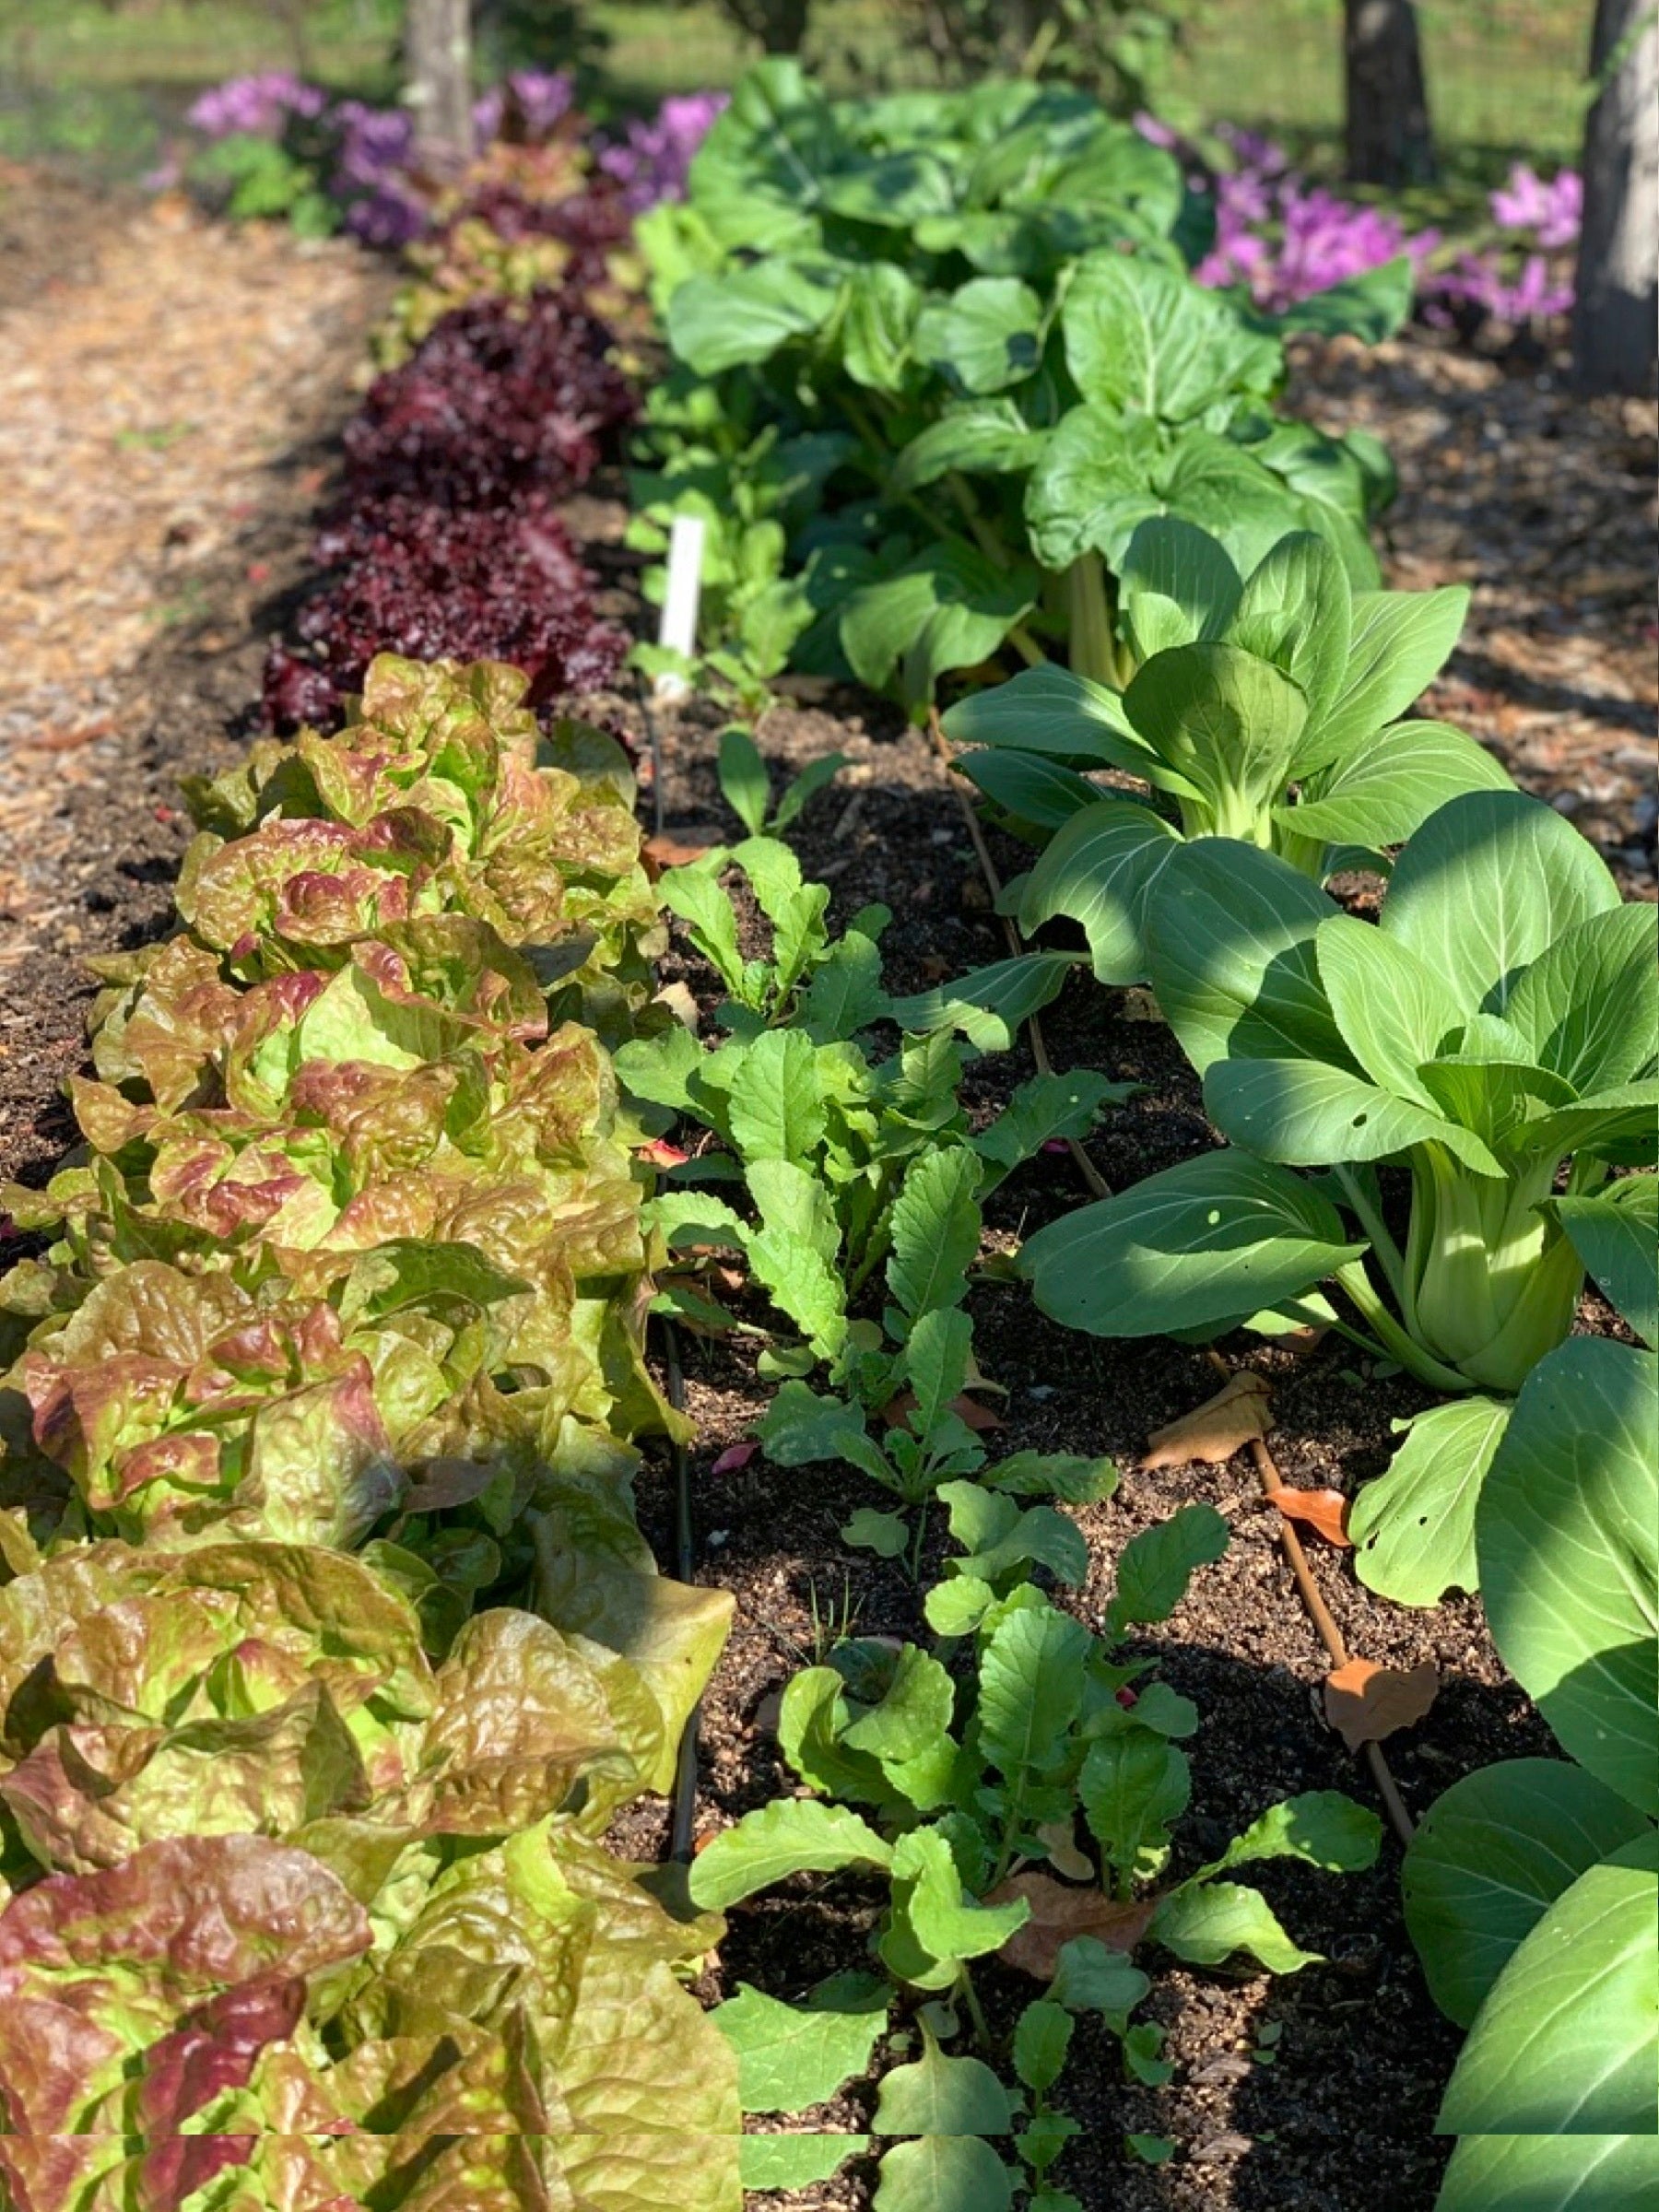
[0,159,1652,2208]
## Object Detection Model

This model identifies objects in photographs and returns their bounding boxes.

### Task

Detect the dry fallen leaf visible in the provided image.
[643,831,714,877]
[636,1138,688,1171]
[1143,1371,1273,1468]
[880,1391,1004,1435]
[985,1872,1157,1978]
[653,981,701,1032]
[1267,1486,1353,1547]
[1324,1657,1441,1751]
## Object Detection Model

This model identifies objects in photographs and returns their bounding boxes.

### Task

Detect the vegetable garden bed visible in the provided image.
[0,63,1653,2212]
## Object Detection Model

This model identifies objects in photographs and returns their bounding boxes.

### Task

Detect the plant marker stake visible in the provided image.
[1202,1347,1416,1850]
[653,512,707,703]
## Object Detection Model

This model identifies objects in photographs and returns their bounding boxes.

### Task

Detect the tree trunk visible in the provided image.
[406,0,474,170]
[756,0,812,53]
[1344,0,1436,186]
[1572,0,1659,395]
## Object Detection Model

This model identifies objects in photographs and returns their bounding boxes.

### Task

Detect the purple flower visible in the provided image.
[598,90,727,210]
[1133,111,1180,148]
[187,71,325,141]
[343,183,429,248]
[1490,162,1581,251]
[1187,125,1438,313]
[332,100,416,191]
[507,68,574,137]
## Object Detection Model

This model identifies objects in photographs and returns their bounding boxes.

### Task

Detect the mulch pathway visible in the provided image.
[0,169,389,1183]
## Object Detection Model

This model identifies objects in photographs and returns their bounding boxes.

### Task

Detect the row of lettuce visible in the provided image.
[618,65,1655,2209]
[0,240,752,2204]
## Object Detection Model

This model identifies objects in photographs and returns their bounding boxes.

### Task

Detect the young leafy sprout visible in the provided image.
[619,807,1128,1566]
[692,1502,1381,2205]
[1019,789,1658,1594]
[942,518,1512,983]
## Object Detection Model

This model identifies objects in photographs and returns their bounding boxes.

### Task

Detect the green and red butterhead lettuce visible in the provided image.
[0,653,741,2205]
[177,656,661,1023]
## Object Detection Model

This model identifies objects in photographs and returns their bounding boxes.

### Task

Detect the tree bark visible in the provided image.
[1572,0,1659,395]
[1344,0,1436,186]
[406,0,474,170]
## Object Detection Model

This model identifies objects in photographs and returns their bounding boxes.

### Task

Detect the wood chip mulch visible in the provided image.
[0,176,375,972]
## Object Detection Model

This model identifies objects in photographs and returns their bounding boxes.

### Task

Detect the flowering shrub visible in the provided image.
[1176,122,1583,333]
[177,70,723,249]
[598,89,730,210]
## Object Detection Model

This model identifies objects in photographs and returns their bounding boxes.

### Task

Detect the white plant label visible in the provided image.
[654,512,707,701]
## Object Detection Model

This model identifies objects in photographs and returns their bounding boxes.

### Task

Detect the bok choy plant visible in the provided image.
[941,520,1512,982]
[1400,1265,1656,2208]
[1018,791,1658,1601]
[634,61,1410,708]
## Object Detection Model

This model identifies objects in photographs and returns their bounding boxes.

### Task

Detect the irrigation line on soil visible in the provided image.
[926,709,1417,1852]
[661,1317,703,1865]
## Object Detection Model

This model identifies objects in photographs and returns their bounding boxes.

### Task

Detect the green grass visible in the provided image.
[0,0,1589,183]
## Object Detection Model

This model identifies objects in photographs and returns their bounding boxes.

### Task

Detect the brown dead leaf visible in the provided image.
[879,1391,1004,1435]
[985,1872,1157,1979]
[653,981,701,1032]
[1324,1658,1441,1751]
[1267,1486,1353,1547]
[1143,1371,1273,1469]
[642,831,713,877]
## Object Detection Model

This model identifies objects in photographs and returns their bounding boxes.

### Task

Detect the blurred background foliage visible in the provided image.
[0,0,1591,200]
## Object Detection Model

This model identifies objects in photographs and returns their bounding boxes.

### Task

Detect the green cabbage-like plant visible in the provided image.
[636,61,1408,708]
[1400,1309,1657,2209]
[941,520,1512,982]
[1018,793,1657,1596]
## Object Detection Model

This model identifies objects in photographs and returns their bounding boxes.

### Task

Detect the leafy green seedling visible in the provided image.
[718,723,849,839]
[693,1512,1379,1996]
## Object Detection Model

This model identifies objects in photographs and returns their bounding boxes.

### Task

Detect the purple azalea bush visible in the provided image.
[597,90,729,210]
[177,70,723,246]
[185,70,325,139]
[1158,119,1583,333]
